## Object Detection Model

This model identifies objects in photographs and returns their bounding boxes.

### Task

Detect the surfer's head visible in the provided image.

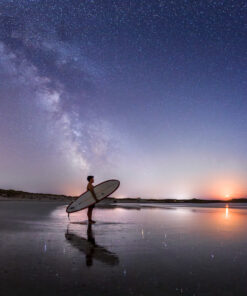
[87,175,94,183]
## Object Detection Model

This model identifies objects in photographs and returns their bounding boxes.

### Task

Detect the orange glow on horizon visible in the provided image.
[205,176,246,200]
[63,175,247,199]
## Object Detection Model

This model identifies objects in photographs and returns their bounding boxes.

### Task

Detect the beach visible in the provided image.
[1,201,247,296]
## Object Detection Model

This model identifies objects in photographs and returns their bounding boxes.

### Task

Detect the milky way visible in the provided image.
[0,1,246,198]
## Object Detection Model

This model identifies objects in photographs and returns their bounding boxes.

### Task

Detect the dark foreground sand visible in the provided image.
[1,201,247,296]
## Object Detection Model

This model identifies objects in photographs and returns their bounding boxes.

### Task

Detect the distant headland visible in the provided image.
[1,188,247,204]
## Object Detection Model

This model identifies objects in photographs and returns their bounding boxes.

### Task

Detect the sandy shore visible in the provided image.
[2,201,247,295]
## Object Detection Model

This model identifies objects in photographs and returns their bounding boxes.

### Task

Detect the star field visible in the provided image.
[0,0,246,198]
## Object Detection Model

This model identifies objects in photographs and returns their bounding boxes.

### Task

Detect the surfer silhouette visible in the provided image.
[86,176,97,223]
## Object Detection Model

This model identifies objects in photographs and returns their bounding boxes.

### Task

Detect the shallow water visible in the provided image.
[1,201,247,296]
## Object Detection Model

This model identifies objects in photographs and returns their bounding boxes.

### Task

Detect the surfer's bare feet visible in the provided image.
[89,220,96,224]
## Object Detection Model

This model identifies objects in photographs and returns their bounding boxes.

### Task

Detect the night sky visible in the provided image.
[0,0,246,199]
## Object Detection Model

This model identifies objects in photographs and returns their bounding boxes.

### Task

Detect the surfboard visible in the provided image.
[66,179,120,213]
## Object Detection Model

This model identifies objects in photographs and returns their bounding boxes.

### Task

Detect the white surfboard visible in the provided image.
[66,179,120,213]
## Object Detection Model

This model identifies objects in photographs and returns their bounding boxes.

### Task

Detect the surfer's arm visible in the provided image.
[88,185,97,201]
[91,189,98,202]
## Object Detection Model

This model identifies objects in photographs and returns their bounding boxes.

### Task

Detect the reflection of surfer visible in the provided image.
[85,223,95,266]
[65,224,119,267]
[86,176,97,224]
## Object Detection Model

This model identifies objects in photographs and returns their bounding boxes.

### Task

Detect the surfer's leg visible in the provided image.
[87,205,96,223]
[87,206,92,221]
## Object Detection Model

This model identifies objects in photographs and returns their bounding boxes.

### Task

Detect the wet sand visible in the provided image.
[1,201,247,296]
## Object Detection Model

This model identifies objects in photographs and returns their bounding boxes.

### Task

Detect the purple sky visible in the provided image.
[0,1,246,198]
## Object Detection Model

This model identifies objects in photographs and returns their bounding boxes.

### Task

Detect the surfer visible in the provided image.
[87,176,97,223]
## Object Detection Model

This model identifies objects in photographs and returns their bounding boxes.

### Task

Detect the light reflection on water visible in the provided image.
[225,204,229,219]
[1,201,247,295]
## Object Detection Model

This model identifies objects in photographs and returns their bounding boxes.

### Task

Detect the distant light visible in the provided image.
[177,194,190,199]
[225,194,230,198]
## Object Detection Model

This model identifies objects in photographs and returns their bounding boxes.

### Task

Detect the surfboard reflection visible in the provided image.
[65,224,119,267]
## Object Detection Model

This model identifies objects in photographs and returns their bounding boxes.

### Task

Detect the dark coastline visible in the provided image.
[0,188,247,204]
